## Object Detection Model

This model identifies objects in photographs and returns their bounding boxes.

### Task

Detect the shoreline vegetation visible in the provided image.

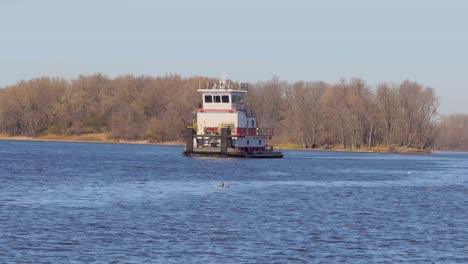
[0,133,429,154]
[1,74,467,151]
[274,143,430,154]
[0,133,181,146]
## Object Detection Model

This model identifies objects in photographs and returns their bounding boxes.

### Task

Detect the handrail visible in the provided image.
[256,128,273,136]
[201,82,249,91]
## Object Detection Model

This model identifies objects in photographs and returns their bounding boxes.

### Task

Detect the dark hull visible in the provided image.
[227,151,283,158]
[183,149,283,158]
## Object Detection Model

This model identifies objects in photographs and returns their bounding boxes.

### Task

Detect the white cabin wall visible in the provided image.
[237,112,247,128]
[237,115,256,128]
[203,102,231,109]
[197,112,238,134]
[247,118,256,128]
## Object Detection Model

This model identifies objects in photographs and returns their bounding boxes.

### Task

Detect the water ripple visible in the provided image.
[0,141,467,263]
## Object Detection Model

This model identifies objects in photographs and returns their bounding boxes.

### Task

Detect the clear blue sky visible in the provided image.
[1,0,467,113]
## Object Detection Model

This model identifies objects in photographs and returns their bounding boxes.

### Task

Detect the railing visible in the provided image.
[203,81,249,91]
[256,128,273,136]
[245,110,255,118]
[236,128,274,136]
[200,127,274,136]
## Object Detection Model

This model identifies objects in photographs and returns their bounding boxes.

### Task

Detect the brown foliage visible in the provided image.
[248,77,439,150]
[0,74,203,141]
[437,114,468,150]
[0,74,445,149]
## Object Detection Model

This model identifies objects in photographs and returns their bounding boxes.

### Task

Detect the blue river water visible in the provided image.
[0,140,467,263]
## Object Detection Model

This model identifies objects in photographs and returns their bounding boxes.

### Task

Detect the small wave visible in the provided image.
[260,171,291,177]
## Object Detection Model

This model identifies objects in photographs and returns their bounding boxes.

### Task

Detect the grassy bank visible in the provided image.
[275,143,430,154]
[0,133,182,146]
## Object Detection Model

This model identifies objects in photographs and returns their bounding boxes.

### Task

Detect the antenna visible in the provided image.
[219,72,227,89]
[221,72,227,83]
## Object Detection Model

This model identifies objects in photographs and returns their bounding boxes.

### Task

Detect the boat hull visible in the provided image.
[183,148,283,158]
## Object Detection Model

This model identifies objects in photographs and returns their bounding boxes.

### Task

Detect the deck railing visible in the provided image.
[256,128,273,136]
[245,110,255,118]
[203,82,249,91]
[196,127,274,136]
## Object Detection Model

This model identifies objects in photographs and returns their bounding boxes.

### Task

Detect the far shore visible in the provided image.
[0,133,436,154]
[278,146,431,154]
[0,133,182,146]
[274,143,432,154]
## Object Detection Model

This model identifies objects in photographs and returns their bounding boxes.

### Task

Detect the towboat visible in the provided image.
[183,77,283,158]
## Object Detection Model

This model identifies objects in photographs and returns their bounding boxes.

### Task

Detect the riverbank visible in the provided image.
[0,133,182,146]
[275,143,431,154]
[0,133,431,154]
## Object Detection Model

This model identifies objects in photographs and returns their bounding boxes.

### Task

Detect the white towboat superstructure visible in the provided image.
[183,77,283,158]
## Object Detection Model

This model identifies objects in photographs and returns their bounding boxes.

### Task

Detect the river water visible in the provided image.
[0,140,467,263]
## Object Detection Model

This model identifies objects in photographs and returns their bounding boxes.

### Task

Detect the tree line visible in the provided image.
[0,74,465,150]
[247,77,440,150]
[436,114,468,150]
[0,74,204,142]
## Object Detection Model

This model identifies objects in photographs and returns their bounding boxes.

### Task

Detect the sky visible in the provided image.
[1,0,467,113]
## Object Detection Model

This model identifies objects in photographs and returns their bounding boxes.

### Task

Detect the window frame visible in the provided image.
[204,95,213,103]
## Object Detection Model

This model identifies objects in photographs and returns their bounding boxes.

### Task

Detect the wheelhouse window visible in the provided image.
[214,95,221,103]
[222,95,230,103]
[259,139,262,145]
[247,139,250,145]
[251,120,255,127]
[233,95,242,104]
[204,95,213,103]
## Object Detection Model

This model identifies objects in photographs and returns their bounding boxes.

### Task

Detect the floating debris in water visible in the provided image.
[218,183,230,188]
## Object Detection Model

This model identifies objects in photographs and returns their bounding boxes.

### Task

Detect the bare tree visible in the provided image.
[0,74,444,149]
